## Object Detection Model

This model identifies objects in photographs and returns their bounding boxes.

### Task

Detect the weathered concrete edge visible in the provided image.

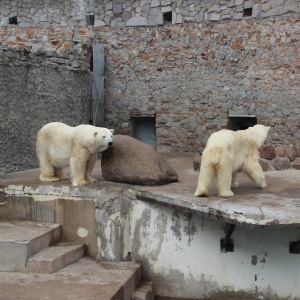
[126,188,300,229]
[1,184,299,229]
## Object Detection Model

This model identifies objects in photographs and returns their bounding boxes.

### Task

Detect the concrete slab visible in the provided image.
[25,241,86,273]
[0,257,141,300]
[0,221,61,271]
[1,152,300,229]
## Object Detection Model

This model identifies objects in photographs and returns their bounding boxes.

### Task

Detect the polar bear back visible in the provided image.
[204,125,269,172]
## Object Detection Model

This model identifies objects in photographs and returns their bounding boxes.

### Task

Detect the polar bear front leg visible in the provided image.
[243,160,267,188]
[54,167,69,181]
[70,150,89,187]
[85,153,97,184]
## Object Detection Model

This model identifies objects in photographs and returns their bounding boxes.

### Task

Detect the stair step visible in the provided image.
[0,220,61,272]
[0,257,142,300]
[25,241,86,273]
[132,281,156,300]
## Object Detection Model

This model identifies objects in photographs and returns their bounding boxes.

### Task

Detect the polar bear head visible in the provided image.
[94,127,114,153]
[248,124,270,147]
[76,125,114,153]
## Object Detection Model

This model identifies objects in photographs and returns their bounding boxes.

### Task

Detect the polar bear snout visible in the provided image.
[108,142,113,147]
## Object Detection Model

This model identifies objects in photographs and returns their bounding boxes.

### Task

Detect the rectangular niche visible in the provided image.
[130,115,156,148]
[227,114,257,131]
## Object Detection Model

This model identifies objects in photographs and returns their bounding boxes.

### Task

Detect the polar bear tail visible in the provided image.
[210,147,222,166]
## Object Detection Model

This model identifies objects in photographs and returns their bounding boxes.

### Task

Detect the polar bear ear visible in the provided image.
[110,129,114,134]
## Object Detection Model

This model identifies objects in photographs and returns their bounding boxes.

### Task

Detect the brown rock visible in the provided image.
[291,158,300,170]
[101,135,178,185]
[272,157,291,170]
[193,153,201,171]
[274,145,285,157]
[259,143,276,160]
[285,145,297,162]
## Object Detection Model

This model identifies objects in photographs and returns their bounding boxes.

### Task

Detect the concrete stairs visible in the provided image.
[0,220,156,300]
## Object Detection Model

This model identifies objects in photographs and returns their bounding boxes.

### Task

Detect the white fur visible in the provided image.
[194,125,270,198]
[36,122,114,186]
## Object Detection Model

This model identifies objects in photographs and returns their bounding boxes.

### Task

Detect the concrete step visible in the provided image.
[0,220,61,272]
[0,257,142,300]
[25,241,86,273]
[132,281,157,300]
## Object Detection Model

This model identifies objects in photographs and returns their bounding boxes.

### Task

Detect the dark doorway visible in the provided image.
[130,115,156,148]
[227,115,257,130]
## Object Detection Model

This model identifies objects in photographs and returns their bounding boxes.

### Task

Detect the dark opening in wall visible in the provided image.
[9,16,18,24]
[227,115,257,131]
[163,11,172,24]
[243,7,253,17]
[130,115,156,148]
[86,15,95,25]
[289,240,300,254]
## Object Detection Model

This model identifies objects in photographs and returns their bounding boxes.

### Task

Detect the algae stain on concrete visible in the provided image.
[170,209,182,241]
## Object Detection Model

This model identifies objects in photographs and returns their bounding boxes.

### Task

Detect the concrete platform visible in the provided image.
[1,152,300,229]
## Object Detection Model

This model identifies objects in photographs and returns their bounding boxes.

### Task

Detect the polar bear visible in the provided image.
[36,122,114,187]
[194,124,270,198]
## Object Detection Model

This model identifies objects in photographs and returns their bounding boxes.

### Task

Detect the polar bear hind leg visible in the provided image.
[231,170,239,188]
[38,156,60,182]
[194,159,215,197]
[216,156,234,198]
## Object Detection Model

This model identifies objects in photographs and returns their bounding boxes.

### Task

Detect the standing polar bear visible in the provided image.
[36,122,114,187]
[194,124,270,198]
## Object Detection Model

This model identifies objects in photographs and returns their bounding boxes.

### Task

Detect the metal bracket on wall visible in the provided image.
[220,224,236,253]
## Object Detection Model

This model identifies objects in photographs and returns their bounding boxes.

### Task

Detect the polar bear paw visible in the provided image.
[39,175,60,182]
[72,178,88,187]
[86,176,97,184]
[231,182,239,188]
[194,188,209,197]
[219,190,234,198]
[58,174,69,181]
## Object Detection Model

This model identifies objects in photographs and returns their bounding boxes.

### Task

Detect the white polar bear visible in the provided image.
[194,124,270,198]
[36,122,114,187]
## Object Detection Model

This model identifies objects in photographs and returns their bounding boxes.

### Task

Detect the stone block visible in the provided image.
[151,0,160,8]
[126,16,147,27]
[209,12,221,21]
[148,15,158,26]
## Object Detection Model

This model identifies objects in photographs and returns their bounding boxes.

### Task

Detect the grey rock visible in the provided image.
[101,135,178,185]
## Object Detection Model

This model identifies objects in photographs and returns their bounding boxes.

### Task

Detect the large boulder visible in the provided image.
[101,135,178,185]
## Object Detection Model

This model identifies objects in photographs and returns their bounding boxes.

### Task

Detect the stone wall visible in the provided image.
[1,0,300,172]
[0,62,91,174]
[0,0,299,28]
[99,18,300,152]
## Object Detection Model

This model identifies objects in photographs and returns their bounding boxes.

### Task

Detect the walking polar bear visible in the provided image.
[194,124,270,198]
[36,122,114,187]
